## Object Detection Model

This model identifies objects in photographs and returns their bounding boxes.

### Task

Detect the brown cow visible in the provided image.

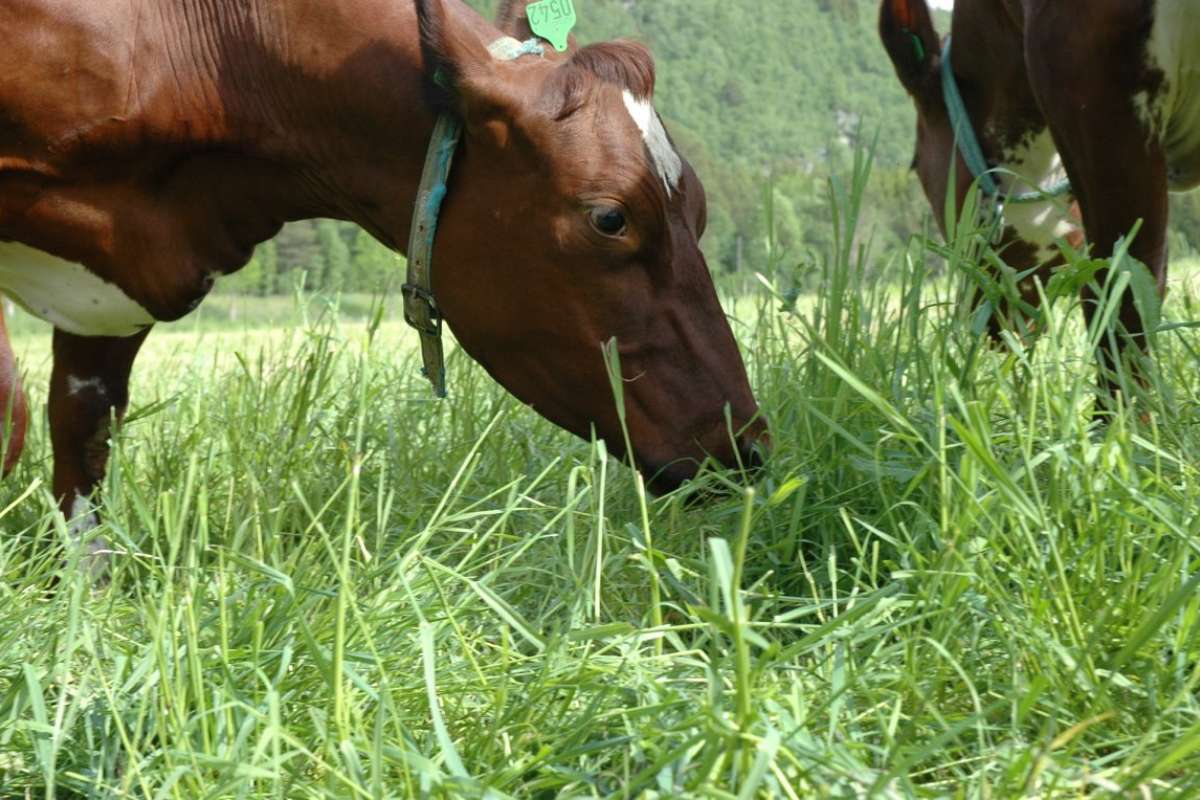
[880,0,1200,387]
[0,0,766,566]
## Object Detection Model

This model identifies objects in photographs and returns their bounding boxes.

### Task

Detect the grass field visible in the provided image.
[3,168,1200,798]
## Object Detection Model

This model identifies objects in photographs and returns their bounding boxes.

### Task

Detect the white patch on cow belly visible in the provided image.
[0,241,155,336]
[996,129,1081,261]
[622,90,683,195]
[1139,0,1200,190]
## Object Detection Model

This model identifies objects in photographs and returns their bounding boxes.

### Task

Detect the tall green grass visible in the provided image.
[2,159,1200,797]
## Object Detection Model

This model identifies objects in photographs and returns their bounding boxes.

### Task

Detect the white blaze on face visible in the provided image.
[0,241,155,337]
[622,90,684,195]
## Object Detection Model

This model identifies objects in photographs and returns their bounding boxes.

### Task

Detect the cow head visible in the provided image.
[879,0,969,237]
[412,0,767,493]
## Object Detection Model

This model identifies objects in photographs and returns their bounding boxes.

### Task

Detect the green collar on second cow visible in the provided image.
[941,36,1073,206]
[403,36,546,398]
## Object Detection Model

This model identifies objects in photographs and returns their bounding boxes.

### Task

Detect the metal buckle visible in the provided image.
[402,283,442,337]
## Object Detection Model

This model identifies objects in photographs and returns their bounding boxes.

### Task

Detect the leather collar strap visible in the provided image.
[403,37,545,398]
[941,36,1072,205]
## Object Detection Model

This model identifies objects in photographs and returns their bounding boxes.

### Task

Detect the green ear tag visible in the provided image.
[911,33,926,63]
[528,0,577,53]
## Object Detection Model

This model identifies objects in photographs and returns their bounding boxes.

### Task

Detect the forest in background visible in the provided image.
[222,0,1200,295]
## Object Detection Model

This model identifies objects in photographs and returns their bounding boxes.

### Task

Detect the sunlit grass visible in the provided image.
[2,161,1200,797]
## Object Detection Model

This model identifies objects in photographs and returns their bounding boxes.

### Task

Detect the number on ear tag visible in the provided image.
[527,0,577,53]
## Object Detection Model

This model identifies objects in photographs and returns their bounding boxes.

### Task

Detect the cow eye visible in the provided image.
[588,206,628,237]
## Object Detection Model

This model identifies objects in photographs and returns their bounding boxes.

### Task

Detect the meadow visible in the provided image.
[2,164,1200,798]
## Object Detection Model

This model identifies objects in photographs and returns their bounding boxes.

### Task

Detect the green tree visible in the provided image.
[351,231,403,293]
[258,240,279,295]
[220,247,264,295]
[317,220,350,293]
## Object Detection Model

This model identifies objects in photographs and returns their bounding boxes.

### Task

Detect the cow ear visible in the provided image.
[416,0,521,117]
[879,0,941,95]
[495,0,579,56]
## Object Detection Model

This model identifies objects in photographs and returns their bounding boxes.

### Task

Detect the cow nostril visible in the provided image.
[736,434,769,479]
[735,416,770,472]
[641,417,771,497]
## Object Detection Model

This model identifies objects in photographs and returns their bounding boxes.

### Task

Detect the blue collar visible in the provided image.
[941,36,1072,205]
[403,37,545,398]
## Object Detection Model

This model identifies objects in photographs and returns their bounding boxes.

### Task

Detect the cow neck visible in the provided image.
[941,36,1072,205]
[403,36,546,399]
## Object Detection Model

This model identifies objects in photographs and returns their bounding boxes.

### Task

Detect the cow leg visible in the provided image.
[50,327,150,575]
[0,300,29,475]
[1024,10,1169,395]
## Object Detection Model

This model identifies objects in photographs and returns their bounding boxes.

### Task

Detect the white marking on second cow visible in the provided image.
[996,128,1081,262]
[0,241,155,337]
[1138,0,1200,190]
[622,90,684,195]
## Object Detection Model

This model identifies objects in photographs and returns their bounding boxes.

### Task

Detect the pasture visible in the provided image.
[2,172,1200,797]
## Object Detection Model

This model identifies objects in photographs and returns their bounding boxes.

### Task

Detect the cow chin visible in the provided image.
[637,446,766,498]
[632,419,770,498]
[449,337,767,499]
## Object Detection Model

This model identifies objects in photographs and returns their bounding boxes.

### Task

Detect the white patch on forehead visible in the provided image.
[0,241,155,337]
[995,129,1081,262]
[622,90,683,195]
